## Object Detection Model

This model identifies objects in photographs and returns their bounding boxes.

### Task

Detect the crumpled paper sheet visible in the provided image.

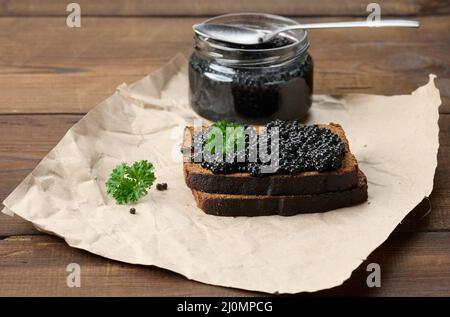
[2,54,441,294]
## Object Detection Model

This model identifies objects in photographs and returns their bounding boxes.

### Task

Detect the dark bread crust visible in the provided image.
[183,123,359,196]
[192,171,368,217]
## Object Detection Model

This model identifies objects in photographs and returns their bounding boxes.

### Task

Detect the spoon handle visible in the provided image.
[277,19,419,33]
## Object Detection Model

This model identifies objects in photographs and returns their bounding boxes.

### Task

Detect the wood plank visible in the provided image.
[0,16,448,114]
[0,232,449,296]
[316,231,450,296]
[0,213,40,237]
[0,115,80,202]
[0,0,448,17]
[0,115,80,236]
[0,114,449,235]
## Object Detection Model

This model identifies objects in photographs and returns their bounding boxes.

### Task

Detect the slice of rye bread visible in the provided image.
[192,171,368,217]
[183,123,359,196]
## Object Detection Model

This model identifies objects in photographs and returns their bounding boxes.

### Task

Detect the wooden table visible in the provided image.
[0,1,449,296]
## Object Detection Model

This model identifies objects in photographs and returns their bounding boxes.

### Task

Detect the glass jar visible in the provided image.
[189,13,313,124]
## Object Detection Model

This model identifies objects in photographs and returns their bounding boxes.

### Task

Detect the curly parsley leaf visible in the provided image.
[204,121,244,156]
[105,160,156,205]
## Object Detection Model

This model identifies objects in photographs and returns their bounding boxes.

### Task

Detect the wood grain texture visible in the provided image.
[0,114,449,234]
[0,11,449,296]
[0,0,449,17]
[0,232,449,296]
[0,214,40,237]
[0,16,448,114]
[0,115,81,237]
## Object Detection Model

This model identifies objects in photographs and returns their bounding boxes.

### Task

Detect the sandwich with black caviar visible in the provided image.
[182,120,368,217]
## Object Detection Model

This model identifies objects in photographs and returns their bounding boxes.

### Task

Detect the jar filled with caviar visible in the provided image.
[189,13,313,124]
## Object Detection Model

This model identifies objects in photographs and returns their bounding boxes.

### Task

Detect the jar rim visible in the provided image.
[193,13,310,66]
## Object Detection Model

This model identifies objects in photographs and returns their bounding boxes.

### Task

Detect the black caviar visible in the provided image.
[189,36,313,124]
[189,120,345,177]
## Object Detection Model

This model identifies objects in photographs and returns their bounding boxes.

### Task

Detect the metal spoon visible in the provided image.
[193,19,419,45]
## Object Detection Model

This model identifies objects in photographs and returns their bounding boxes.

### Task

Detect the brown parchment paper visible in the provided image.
[2,54,441,294]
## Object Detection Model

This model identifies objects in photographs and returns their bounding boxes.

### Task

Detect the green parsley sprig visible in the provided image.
[204,121,245,156]
[105,160,156,204]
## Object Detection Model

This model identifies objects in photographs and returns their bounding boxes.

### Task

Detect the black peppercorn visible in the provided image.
[156,183,168,191]
[130,208,136,214]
